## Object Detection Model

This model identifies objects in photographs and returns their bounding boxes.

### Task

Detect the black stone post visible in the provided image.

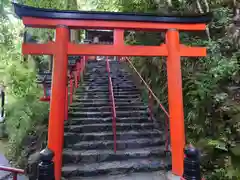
[183,146,201,180]
[37,147,55,180]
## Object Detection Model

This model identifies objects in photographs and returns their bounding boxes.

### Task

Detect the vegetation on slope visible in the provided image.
[0,0,78,167]
[0,0,49,166]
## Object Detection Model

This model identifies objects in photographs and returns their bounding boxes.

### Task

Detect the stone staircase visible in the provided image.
[62,60,171,179]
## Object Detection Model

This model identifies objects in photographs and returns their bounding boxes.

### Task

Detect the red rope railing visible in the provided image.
[0,165,24,180]
[106,57,117,153]
[124,57,170,152]
[68,56,86,116]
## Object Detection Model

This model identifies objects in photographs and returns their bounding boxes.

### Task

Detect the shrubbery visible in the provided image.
[0,6,48,165]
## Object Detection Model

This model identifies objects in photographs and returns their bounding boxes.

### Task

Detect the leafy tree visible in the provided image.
[0,0,77,167]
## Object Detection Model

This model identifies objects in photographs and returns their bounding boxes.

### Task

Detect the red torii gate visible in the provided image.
[13,3,211,180]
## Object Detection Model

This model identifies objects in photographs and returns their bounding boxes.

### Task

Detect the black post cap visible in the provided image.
[39,147,54,161]
[38,147,55,180]
[183,145,201,180]
[184,146,200,159]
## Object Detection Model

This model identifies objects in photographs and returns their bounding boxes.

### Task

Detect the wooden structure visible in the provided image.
[13,3,212,180]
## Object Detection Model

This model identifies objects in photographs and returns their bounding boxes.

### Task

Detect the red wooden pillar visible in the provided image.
[48,25,69,180]
[69,73,74,104]
[77,61,80,82]
[65,85,68,121]
[114,30,124,64]
[166,29,185,176]
[74,70,78,88]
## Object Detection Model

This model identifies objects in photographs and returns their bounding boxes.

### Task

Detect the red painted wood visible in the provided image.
[166,29,185,176]
[22,43,206,57]
[114,29,124,46]
[23,42,55,55]
[22,17,207,31]
[69,75,73,104]
[65,86,68,121]
[47,26,69,180]
[0,166,24,174]
[39,96,50,102]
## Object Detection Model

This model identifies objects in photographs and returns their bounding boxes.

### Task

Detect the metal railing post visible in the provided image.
[106,57,117,153]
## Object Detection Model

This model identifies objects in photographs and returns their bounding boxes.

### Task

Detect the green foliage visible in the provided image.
[5,97,48,162]
[0,0,49,165]
[0,0,79,165]
[22,0,68,10]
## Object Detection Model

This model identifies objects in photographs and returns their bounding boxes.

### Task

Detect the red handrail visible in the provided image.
[69,73,74,105]
[124,57,170,152]
[106,57,117,153]
[0,165,24,180]
[65,85,69,121]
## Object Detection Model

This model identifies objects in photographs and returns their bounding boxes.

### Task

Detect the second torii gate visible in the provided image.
[13,3,212,180]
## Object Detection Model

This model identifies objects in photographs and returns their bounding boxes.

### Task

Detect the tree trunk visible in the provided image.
[196,0,211,41]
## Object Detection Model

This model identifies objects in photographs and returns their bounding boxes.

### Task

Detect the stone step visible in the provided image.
[84,71,131,75]
[69,105,148,112]
[84,72,131,75]
[62,158,170,178]
[68,110,149,118]
[66,171,168,180]
[81,83,135,87]
[82,83,136,87]
[83,79,134,83]
[67,116,150,125]
[74,93,140,98]
[64,130,162,143]
[83,77,133,81]
[62,61,171,180]
[84,75,132,79]
[73,98,142,103]
[83,84,136,88]
[82,85,137,90]
[83,76,133,81]
[64,123,154,133]
[75,91,141,96]
[71,101,144,107]
[65,137,164,151]
[63,146,165,164]
[77,88,139,93]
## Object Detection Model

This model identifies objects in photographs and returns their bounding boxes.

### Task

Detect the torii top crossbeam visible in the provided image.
[13,3,211,180]
[13,3,211,57]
